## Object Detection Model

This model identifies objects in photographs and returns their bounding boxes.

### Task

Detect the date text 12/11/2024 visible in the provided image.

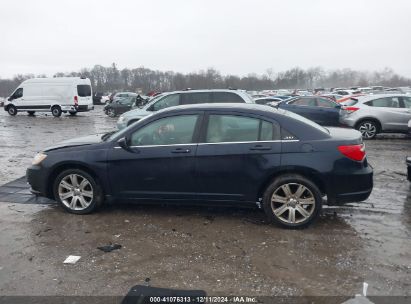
[148,296,258,303]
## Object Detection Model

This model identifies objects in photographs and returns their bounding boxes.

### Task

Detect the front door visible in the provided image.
[107,113,202,201]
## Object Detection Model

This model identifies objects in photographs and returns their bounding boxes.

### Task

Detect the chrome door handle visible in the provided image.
[250,145,271,151]
[171,148,191,153]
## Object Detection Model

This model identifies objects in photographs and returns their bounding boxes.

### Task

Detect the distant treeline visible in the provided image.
[1,64,411,96]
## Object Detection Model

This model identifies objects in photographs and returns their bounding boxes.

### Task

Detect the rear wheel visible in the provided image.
[262,174,322,229]
[357,120,378,139]
[53,169,103,214]
[27,111,35,116]
[51,106,62,117]
[7,105,17,116]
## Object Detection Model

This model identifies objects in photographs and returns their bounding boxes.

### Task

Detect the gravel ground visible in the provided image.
[0,106,410,300]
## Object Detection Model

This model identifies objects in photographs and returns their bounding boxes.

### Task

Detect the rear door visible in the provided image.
[365,96,408,131]
[77,83,92,108]
[281,97,319,122]
[195,112,282,202]
[315,97,341,126]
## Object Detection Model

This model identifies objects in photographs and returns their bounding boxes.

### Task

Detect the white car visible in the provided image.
[4,77,94,117]
[117,89,255,129]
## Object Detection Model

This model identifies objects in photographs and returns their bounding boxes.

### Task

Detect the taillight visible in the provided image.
[343,106,359,114]
[74,96,78,105]
[338,144,366,161]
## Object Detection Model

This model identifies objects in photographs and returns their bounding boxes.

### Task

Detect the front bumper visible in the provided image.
[26,165,49,197]
[325,164,373,204]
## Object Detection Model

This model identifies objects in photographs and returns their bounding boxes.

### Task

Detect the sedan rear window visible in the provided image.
[77,85,91,97]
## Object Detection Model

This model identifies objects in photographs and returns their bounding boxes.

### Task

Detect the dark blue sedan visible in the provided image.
[275,96,342,126]
[27,104,373,228]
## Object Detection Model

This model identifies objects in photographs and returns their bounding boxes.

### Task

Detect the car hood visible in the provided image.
[44,134,105,152]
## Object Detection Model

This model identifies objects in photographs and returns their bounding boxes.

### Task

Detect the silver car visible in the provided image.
[117,89,254,129]
[340,94,411,139]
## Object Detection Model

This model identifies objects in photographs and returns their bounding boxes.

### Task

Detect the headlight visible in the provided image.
[32,152,47,165]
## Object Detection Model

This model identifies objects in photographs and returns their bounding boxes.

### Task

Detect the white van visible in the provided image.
[4,77,94,117]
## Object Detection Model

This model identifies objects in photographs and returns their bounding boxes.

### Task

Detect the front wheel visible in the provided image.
[357,120,378,139]
[262,174,322,229]
[107,108,116,117]
[7,105,17,116]
[53,169,103,214]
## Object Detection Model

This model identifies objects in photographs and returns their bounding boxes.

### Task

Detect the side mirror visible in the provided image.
[335,104,342,109]
[117,137,135,153]
[7,97,12,101]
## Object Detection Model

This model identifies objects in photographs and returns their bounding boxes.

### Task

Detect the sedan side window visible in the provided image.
[130,115,199,146]
[316,98,335,108]
[402,97,411,108]
[369,97,400,108]
[212,92,244,103]
[205,115,280,143]
[182,92,211,104]
[289,98,316,106]
[151,94,180,111]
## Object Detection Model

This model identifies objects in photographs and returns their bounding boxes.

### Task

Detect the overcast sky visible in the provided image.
[1,0,411,78]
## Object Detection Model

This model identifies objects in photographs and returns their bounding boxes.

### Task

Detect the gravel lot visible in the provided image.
[0,106,410,300]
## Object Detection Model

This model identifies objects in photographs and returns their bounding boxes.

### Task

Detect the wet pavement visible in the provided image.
[0,106,410,298]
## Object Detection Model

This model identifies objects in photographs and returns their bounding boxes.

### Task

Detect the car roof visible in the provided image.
[157,103,278,115]
[162,89,245,94]
[356,93,408,102]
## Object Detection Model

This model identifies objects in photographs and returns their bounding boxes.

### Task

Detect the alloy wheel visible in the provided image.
[107,108,116,117]
[58,174,94,211]
[358,122,376,139]
[271,183,315,224]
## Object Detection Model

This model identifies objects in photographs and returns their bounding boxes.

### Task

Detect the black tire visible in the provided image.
[7,105,17,116]
[27,111,35,116]
[51,106,62,117]
[356,120,379,140]
[53,169,103,214]
[262,174,322,229]
[107,108,117,117]
[69,111,77,116]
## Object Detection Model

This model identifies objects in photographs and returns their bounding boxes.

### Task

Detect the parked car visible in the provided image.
[340,94,411,139]
[104,96,138,117]
[93,92,104,105]
[272,96,343,126]
[26,103,373,228]
[116,89,255,129]
[254,97,284,105]
[109,92,137,102]
[4,77,94,117]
